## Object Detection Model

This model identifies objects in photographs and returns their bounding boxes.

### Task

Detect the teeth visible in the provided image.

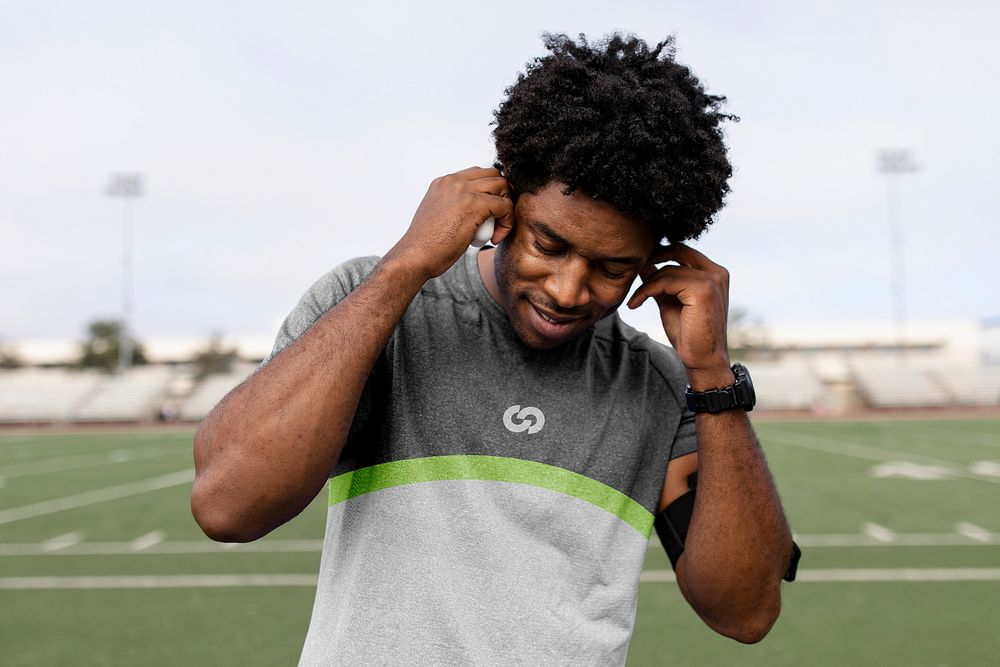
[538,310,566,324]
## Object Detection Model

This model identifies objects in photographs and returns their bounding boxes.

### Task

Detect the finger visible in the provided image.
[491,213,513,245]
[627,265,710,309]
[469,175,511,198]
[646,243,723,272]
[452,165,501,180]
[475,193,514,230]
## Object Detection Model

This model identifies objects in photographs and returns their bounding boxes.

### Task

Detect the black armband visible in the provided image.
[654,472,803,582]
[654,472,697,569]
[654,489,695,569]
[784,541,803,582]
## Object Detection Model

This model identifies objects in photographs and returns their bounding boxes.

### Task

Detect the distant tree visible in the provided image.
[728,308,770,362]
[191,334,239,379]
[78,319,148,372]
[0,344,23,369]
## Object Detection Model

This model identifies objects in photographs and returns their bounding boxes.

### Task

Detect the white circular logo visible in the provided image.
[503,405,545,434]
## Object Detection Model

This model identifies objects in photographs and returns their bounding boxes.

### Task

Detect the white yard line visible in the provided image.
[129,531,165,551]
[2,527,997,557]
[640,569,1000,583]
[956,523,992,543]
[791,533,998,547]
[4,568,1000,590]
[879,426,1000,449]
[43,532,82,552]
[880,429,1000,451]
[762,430,1000,485]
[0,469,194,525]
[0,539,325,556]
[0,574,319,589]
[647,527,998,549]
[792,568,1000,582]
[862,523,897,543]
[0,447,183,479]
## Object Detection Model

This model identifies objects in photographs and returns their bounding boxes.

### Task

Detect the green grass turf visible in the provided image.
[3,588,315,667]
[629,581,1000,666]
[1,418,998,665]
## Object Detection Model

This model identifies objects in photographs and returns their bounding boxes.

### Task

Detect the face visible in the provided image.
[487,182,658,350]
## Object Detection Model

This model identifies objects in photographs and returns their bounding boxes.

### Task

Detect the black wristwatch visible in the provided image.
[684,363,756,413]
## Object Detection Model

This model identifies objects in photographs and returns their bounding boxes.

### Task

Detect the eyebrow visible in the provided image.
[533,221,645,266]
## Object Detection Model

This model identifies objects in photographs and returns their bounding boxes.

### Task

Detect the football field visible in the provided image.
[2,418,998,666]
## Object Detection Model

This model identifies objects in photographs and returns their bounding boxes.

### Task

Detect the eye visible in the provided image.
[533,241,562,256]
[601,267,628,280]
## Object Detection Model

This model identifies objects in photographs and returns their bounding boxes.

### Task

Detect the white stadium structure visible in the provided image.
[1,319,999,424]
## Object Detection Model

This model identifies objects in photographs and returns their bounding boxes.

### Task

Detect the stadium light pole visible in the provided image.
[876,150,918,357]
[106,173,144,372]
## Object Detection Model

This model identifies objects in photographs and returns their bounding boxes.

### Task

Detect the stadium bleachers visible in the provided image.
[1,357,997,424]
[851,361,953,409]
[0,368,103,423]
[932,365,1000,407]
[177,363,257,421]
[747,360,827,411]
[73,366,178,422]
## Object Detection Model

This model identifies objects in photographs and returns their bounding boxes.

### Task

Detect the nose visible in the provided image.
[543,256,591,311]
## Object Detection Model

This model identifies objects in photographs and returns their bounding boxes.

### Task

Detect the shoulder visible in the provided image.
[416,249,479,304]
[594,315,689,403]
[262,256,381,364]
[307,256,382,301]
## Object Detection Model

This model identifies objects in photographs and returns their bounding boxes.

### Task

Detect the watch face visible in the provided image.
[733,363,756,409]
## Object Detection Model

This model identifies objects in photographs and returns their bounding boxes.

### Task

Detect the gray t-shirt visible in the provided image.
[267,249,697,666]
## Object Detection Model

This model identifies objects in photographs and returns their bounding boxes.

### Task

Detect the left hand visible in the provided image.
[626,243,732,385]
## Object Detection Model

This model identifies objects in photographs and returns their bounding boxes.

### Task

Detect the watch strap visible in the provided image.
[685,363,755,413]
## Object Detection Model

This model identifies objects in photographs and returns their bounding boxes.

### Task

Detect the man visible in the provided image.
[193,33,796,664]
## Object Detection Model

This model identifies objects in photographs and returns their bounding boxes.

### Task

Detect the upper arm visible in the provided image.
[261,256,382,366]
[657,450,698,514]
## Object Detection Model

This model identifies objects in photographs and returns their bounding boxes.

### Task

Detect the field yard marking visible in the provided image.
[0,574,319,589]
[792,532,999,547]
[0,469,194,525]
[794,568,1000,582]
[762,430,1000,485]
[878,425,1000,450]
[869,461,956,480]
[6,529,999,557]
[863,523,897,543]
[639,569,1000,583]
[956,523,992,542]
[648,529,998,549]
[0,447,183,480]
[0,538,324,556]
[43,532,81,552]
[5,568,1000,590]
[130,530,164,551]
[971,461,1000,477]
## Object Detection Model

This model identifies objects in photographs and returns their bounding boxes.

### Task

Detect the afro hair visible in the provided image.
[492,32,738,244]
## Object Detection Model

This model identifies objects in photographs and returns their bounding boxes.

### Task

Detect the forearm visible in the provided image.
[192,252,429,542]
[680,385,792,641]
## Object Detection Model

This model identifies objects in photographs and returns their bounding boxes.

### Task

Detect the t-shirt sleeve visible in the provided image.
[670,409,697,460]
[649,345,698,461]
[260,256,382,366]
[258,256,386,452]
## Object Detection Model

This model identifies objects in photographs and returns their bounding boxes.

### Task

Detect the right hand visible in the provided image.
[390,166,514,279]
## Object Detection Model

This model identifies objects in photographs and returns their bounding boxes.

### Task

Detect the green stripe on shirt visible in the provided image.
[329,455,653,537]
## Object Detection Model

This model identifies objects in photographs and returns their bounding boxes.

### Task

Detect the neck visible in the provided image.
[477,247,503,305]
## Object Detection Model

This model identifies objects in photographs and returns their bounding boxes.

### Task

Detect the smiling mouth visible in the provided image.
[530,303,585,326]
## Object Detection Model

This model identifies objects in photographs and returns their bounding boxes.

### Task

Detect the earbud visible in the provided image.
[471,217,495,248]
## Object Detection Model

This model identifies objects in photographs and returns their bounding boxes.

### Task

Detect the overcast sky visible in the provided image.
[2,0,997,343]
